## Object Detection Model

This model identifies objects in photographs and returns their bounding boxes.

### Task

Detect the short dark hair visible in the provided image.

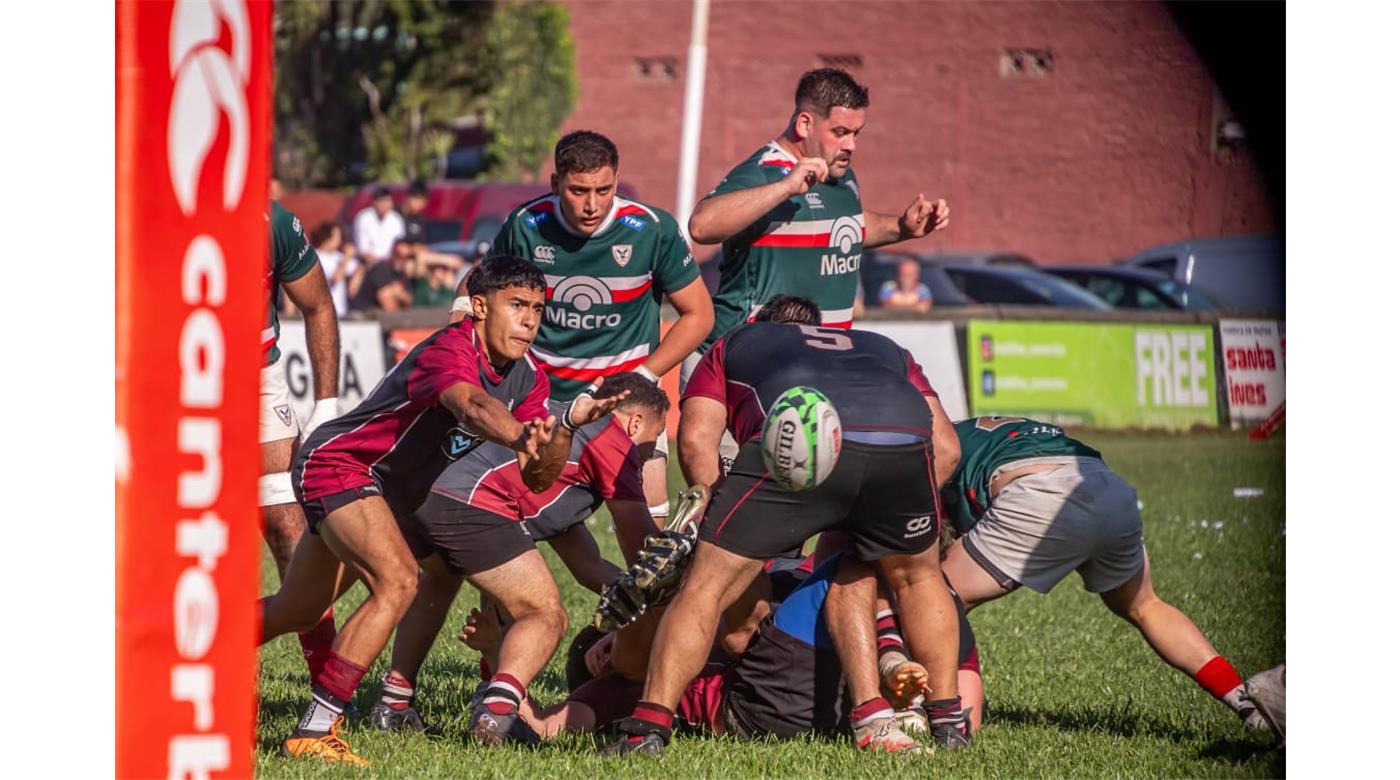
[794,68,870,118]
[597,372,670,419]
[372,185,393,200]
[555,130,619,177]
[309,221,340,248]
[754,294,820,325]
[466,255,546,297]
[408,179,428,198]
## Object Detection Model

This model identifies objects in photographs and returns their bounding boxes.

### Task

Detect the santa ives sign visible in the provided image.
[1218,319,1286,426]
[117,1,271,777]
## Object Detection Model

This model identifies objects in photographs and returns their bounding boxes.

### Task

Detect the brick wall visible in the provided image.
[554,0,1274,264]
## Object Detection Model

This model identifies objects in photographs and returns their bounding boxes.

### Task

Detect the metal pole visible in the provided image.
[675,0,710,244]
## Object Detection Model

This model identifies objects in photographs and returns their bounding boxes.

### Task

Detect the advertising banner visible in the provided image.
[855,322,968,419]
[277,321,388,424]
[966,320,1218,430]
[1218,319,1285,426]
[116,1,271,777]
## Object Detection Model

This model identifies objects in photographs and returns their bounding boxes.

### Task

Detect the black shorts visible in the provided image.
[299,482,383,534]
[401,492,535,575]
[698,440,940,562]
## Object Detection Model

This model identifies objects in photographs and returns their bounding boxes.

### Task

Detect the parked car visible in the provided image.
[941,264,1113,309]
[858,250,975,307]
[1044,266,1220,310]
[1120,235,1283,311]
[338,180,640,248]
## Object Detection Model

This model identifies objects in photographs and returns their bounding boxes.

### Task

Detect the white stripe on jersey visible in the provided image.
[822,307,855,322]
[760,141,798,165]
[614,196,660,221]
[530,343,650,369]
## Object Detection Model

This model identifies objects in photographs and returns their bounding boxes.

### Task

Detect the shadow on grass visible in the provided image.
[1198,737,1285,774]
[992,703,1264,756]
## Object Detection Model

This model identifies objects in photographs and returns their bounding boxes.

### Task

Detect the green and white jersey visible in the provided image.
[946,417,1103,535]
[265,201,320,366]
[704,141,865,348]
[492,194,701,399]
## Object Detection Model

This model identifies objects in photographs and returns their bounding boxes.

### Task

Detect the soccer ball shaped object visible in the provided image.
[762,386,842,491]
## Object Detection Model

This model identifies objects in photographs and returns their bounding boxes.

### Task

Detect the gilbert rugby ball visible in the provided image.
[762,386,842,491]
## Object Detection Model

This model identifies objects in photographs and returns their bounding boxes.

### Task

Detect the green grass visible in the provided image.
[256,430,1285,777]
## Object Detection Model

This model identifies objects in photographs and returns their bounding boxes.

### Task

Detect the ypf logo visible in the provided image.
[828,216,863,255]
[553,276,613,312]
[168,0,252,216]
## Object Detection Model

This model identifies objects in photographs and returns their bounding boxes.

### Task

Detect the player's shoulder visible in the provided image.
[504,194,558,232]
[612,196,676,233]
[269,200,302,233]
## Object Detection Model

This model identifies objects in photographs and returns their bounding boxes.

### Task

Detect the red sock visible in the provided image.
[1193,655,1244,699]
[850,696,895,727]
[297,608,337,680]
[315,651,369,703]
[626,701,674,742]
[482,673,525,715]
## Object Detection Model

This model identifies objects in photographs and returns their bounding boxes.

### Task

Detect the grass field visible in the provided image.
[255,430,1285,778]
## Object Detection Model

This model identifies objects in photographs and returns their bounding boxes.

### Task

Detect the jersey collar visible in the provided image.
[551,195,620,238]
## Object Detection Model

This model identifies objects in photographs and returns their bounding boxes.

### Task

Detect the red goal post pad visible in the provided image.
[116,1,272,777]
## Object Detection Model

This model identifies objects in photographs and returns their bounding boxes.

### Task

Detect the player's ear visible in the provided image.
[470,291,490,320]
[549,172,560,196]
[793,110,813,140]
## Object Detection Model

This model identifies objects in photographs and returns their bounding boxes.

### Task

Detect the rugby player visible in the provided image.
[364,373,669,742]
[473,130,714,524]
[939,416,1285,739]
[480,554,982,746]
[600,296,968,756]
[261,256,629,766]
[261,201,341,681]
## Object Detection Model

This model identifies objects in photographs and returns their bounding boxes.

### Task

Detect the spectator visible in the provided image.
[353,185,406,265]
[351,238,414,312]
[401,179,429,244]
[879,258,934,313]
[411,253,464,308]
[310,221,360,317]
[341,241,367,309]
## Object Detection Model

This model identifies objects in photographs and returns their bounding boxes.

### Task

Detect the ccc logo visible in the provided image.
[169,0,252,216]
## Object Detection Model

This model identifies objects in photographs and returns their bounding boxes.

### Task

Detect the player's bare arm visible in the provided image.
[547,523,624,593]
[282,270,341,402]
[518,389,632,491]
[646,278,714,378]
[927,395,961,487]
[607,497,662,566]
[688,158,830,244]
[862,195,951,249]
[439,381,544,458]
[678,396,728,489]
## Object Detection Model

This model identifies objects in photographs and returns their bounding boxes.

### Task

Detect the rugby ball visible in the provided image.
[762,386,842,491]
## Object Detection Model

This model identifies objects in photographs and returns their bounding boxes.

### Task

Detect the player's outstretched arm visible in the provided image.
[646,277,714,379]
[688,158,829,244]
[519,389,634,491]
[439,381,543,456]
[678,396,728,490]
[548,523,625,593]
[863,194,951,249]
[607,498,662,567]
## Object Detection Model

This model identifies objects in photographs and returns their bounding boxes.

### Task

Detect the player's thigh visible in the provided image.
[317,495,418,590]
[261,438,294,475]
[697,441,849,560]
[682,541,767,608]
[467,547,562,619]
[258,356,300,449]
[270,531,360,615]
[843,441,940,562]
[1098,547,1155,617]
[942,538,1015,608]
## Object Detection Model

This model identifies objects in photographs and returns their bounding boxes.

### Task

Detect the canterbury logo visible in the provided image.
[828,216,863,255]
[904,515,933,538]
[553,276,613,312]
[168,0,252,216]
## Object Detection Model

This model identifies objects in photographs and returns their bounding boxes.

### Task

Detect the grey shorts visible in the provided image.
[961,457,1144,594]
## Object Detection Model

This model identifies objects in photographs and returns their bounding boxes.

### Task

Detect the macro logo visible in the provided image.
[165,0,252,774]
[620,214,646,232]
[819,215,863,276]
[548,276,621,328]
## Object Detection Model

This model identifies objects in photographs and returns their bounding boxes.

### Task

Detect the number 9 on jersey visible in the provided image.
[762,386,842,491]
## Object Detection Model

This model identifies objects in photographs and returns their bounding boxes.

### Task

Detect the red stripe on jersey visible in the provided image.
[713,474,770,539]
[610,279,653,302]
[615,204,653,220]
[528,200,554,214]
[261,338,276,352]
[760,160,794,169]
[538,354,648,381]
[751,226,866,248]
[823,320,853,329]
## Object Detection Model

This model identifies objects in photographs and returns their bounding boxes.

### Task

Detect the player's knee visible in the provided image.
[376,564,420,613]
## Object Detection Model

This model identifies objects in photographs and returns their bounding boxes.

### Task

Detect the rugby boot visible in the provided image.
[598,717,670,757]
[1244,664,1285,746]
[280,716,369,767]
[367,701,441,735]
[893,706,929,735]
[853,715,930,754]
[467,699,540,747]
[927,707,973,751]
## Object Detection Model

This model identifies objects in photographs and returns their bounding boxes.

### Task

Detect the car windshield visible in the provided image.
[1010,272,1113,309]
[1156,279,1217,311]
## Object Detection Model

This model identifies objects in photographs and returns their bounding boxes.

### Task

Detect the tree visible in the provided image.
[482,2,579,181]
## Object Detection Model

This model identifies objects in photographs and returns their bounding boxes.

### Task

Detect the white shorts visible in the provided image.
[961,457,1144,594]
[680,348,738,475]
[259,354,300,445]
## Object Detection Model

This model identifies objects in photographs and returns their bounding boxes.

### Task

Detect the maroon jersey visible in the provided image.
[293,319,549,514]
[681,322,938,443]
[427,401,645,539]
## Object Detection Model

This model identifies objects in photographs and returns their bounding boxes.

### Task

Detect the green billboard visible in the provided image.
[966,320,1219,430]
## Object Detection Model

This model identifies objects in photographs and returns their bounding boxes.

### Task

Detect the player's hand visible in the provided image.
[584,632,616,678]
[513,417,554,458]
[458,607,504,654]
[783,157,831,196]
[567,386,630,429]
[898,194,951,239]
